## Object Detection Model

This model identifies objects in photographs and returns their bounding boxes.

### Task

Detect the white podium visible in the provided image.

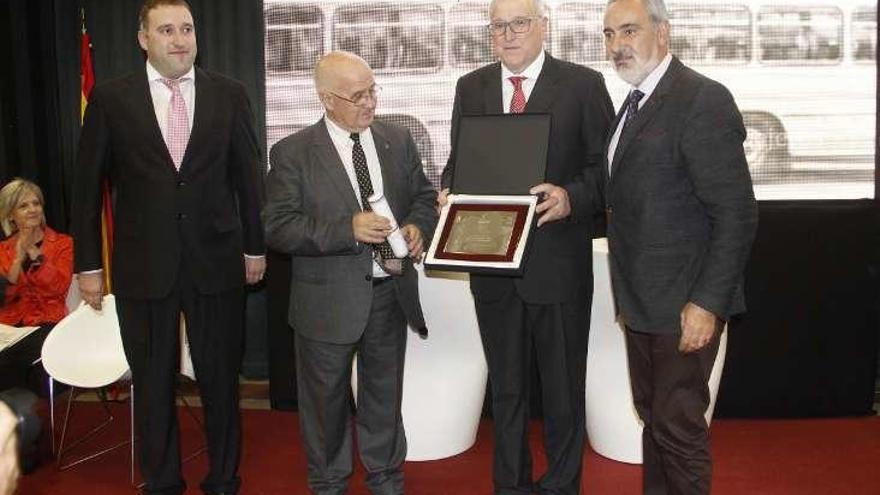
[585,239,727,464]
[353,266,487,461]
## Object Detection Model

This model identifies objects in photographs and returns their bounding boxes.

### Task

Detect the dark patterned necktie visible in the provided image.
[623,89,645,130]
[350,133,399,268]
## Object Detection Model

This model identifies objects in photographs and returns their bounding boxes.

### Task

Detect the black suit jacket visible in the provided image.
[72,66,266,299]
[605,57,758,334]
[441,54,613,304]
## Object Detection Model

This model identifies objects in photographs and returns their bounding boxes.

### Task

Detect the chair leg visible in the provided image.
[48,377,55,455]
[55,386,132,471]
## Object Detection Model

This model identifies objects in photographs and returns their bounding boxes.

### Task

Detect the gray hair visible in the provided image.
[607,0,669,25]
[489,0,548,19]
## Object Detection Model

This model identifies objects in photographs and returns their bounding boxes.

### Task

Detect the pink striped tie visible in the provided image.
[509,76,527,114]
[161,78,190,170]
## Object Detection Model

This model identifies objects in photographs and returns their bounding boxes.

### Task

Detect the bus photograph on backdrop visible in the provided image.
[264,0,876,200]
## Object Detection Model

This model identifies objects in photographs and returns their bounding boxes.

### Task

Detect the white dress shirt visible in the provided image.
[501,50,546,113]
[145,61,196,140]
[607,53,673,172]
[324,117,390,277]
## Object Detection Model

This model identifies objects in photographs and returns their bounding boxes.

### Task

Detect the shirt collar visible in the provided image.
[146,61,195,83]
[633,52,672,99]
[324,115,370,143]
[501,49,545,81]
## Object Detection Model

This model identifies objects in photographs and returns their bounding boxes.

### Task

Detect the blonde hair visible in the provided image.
[0,178,45,237]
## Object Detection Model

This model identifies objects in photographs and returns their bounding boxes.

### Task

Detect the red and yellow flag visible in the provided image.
[80,17,113,293]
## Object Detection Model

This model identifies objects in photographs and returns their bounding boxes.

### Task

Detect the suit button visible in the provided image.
[177,180,186,187]
[365,274,372,282]
[606,206,613,214]
[177,213,187,220]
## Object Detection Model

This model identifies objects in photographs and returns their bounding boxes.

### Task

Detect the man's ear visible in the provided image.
[657,21,671,50]
[318,92,335,112]
[137,30,148,51]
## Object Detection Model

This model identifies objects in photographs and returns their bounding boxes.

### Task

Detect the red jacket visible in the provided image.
[0,227,73,326]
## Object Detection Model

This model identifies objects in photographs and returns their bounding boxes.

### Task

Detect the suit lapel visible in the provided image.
[179,67,215,174]
[131,68,177,174]
[370,124,399,211]
[524,53,561,113]
[604,102,628,179]
[312,119,361,213]
[482,63,504,114]
[610,57,685,176]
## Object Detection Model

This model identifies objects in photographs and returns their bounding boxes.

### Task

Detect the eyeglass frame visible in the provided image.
[327,83,383,107]
[486,16,542,37]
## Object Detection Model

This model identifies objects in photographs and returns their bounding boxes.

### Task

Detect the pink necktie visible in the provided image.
[509,76,527,114]
[161,78,190,170]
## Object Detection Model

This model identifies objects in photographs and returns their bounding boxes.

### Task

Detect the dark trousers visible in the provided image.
[0,325,52,394]
[117,268,244,495]
[475,288,590,495]
[295,281,407,495]
[624,327,722,495]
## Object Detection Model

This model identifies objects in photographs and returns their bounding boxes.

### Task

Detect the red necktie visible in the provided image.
[161,78,190,170]
[509,76,527,114]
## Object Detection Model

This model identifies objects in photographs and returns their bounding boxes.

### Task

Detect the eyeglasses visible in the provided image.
[487,16,539,36]
[328,84,382,107]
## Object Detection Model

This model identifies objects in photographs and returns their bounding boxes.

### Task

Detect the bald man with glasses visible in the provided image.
[263,51,437,495]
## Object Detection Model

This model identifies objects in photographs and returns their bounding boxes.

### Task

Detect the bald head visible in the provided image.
[314,51,372,95]
[314,51,378,133]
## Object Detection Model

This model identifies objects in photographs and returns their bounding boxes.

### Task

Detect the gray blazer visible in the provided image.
[263,119,438,344]
[605,57,759,334]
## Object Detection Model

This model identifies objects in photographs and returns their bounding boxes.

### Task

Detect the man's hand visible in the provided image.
[400,224,424,261]
[78,271,104,310]
[530,183,571,227]
[679,302,718,353]
[0,403,19,495]
[244,256,266,285]
[353,211,392,244]
[436,188,450,215]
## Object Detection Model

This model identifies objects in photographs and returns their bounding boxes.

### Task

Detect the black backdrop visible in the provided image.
[0,0,878,416]
[718,200,880,417]
[0,0,266,230]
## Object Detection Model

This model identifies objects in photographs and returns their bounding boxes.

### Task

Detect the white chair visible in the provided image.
[585,238,728,463]
[40,294,135,479]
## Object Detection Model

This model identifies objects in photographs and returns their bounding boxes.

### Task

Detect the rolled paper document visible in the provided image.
[368,192,409,258]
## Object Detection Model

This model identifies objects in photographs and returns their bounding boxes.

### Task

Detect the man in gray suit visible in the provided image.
[602,0,758,494]
[262,51,437,495]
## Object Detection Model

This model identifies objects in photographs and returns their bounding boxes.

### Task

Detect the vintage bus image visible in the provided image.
[265,0,876,198]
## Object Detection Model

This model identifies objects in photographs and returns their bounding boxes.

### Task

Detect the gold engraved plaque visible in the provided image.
[444,210,517,256]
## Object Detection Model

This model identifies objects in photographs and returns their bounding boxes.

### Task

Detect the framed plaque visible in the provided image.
[425,194,538,274]
[425,114,550,274]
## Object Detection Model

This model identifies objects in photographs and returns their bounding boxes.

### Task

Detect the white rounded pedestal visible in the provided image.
[585,239,728,464]
[353,266,487,461]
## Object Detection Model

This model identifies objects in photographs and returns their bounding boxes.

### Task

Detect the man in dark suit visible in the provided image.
[602,0,758,493]
[71,1,265,493]
[263,51,437,495]
[439,0,613,492]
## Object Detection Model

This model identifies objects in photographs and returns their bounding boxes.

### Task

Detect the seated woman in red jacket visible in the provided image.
[0,178,73,393]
